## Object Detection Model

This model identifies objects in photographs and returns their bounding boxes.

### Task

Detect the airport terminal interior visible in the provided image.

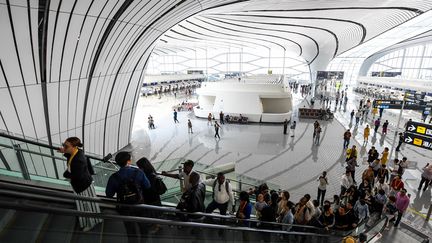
[1,0,432,242]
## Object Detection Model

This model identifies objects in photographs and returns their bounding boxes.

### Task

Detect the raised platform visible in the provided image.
[194,82,293,123]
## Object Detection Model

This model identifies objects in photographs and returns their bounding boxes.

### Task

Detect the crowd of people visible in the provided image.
[55,81,432,243]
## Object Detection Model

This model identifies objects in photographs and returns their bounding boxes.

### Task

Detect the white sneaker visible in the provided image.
[82,226,93,232]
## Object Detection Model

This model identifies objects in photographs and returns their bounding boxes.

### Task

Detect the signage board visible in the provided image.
[406,121,432,138]
[373,100,432,111]
[404,132,432,151]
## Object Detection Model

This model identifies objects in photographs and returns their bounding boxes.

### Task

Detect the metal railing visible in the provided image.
[0,180,363,238]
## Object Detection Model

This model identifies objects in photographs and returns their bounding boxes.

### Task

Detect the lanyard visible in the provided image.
[67,149,79,169]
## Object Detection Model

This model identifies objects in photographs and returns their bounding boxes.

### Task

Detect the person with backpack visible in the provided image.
[176,172,206,221]
[105,152,151,242]
[203,172,234,216]
[59,137,102,232]
[136,157,167,234]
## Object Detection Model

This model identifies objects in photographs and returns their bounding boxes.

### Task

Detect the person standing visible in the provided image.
[283,119,289,135]
[393,189,410,227]
[346,145,358,162]
[418,163,432,191]
[187,119,193,133]
[367,146,379,163]
[136,157,165,233]
[106,152,151,241]
[379,107,384,118]
[317,171,328,206]
[363,125,370,145]
[60,137,102,232]
[382,120,389,134]
[340,170,354,196]
[204,172,234,215]
[314,125,322,145]
[207,113,213,126]
[395,132,404,152]
[176,172,206,221]
[313,120,319,139]
[350,110,355,121]
[355,110,361,125]
[380,147,389,165]
[162,160,199,193]
[343,129,352,149]
[374,118,381,133]
[173,109,179,123]
[214,121,221,139]
[219,111,224,124]
[290,121,297,138]
[372,106,378,120]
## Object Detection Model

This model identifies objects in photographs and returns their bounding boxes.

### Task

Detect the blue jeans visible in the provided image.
[343,139,350,148]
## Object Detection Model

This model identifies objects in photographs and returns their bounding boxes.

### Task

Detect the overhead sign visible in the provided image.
[404,132,432,150]
[404,92,426,102]
[406,121,432,138]
[373,100,403,109]
[373,100,432,111]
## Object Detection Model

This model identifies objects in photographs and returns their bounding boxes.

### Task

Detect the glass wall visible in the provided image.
[326,57,365,85]
[368,44,432,80]
[147,46,310,81]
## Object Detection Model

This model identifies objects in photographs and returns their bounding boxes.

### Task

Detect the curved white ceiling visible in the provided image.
[0,0,432,157]
[158,0,432,68]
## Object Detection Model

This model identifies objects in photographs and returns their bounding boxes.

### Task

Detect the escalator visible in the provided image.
[0,132,422,242]
[0,180,347,243]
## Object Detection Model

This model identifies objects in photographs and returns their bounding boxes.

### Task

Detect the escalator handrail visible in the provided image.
[0,199,336,238]
[0,181,348,234]
[364,216,388,242]
[0,132,276,191]
[0,132,103,161]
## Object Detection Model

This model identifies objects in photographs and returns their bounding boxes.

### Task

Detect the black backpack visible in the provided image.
[114,170,143,204]
[150,173,167,195]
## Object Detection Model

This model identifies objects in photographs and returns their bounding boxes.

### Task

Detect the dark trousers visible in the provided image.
[205,200,229,215]
[343,139,350,148]
[317,189,326,206]
[174,117,179,123]
[215,130,220,138]
[418,177,430,191]
[396,142,403,151]
[120,209,147,243]
[341,186,347,196]
[394,210,404,226]
[350,170,356,184]
[283,125,288,134]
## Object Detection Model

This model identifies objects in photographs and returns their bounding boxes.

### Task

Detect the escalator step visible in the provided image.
[0,211,48,243]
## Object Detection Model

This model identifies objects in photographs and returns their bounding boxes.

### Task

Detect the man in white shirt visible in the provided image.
[374,178,389,195]
[204,172,234,215]
[340,170,354,195]
[162,160,200,193]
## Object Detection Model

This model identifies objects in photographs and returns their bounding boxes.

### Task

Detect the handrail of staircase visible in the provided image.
[0,180,356,235]
[0,132,104,161]
[0,199,336,239]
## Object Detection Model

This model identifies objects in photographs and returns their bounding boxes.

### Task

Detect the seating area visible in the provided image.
[226,115,249,124]
[299,108,325,119]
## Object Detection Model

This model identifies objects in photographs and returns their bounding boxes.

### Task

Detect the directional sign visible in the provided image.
[373,100,403,109]
[373,100,431,111]
[404,92,426,102]
[406,121,432,138]
[404,132,432,150]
